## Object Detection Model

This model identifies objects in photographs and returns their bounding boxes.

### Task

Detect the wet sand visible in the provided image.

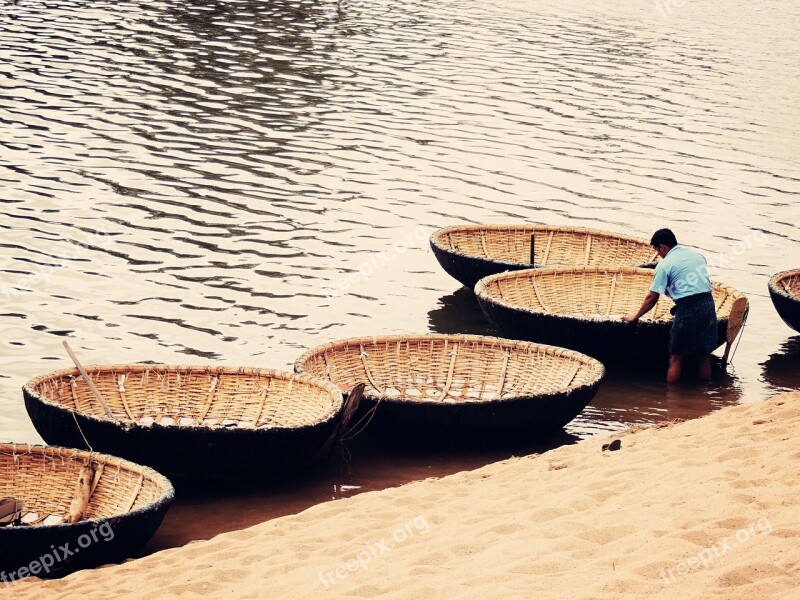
[11,391,800,599]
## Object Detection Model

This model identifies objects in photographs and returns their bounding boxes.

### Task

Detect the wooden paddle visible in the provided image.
[0,497,24,526]
[64,462,95,524]
[316,383,366,460]
[336,383,365,440]
[722,297,749,363]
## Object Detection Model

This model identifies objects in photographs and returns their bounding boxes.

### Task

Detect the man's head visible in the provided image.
[650,228,678,259]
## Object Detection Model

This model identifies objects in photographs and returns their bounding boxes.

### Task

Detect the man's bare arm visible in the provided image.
[622,291,660,323]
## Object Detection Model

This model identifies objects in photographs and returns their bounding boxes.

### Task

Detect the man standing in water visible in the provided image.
[622,229,717,383]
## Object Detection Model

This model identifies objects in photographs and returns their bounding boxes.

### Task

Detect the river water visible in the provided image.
[1,0,798,551]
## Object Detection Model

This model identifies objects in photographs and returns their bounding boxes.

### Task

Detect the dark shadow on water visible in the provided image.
[760,335,800,392]
[427,287,496,336]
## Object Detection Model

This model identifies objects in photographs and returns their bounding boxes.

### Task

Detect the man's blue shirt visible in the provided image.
[649,245,712,300]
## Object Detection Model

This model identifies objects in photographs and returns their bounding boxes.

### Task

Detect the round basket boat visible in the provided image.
[430,224,658,289]
[23,366,345,481]
[0,443,173,579]
[768,268,800,333]
[475,267,746,363]
[294,334,605,440]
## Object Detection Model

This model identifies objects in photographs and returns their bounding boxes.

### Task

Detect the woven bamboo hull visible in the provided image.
[0,500,170,578]
[0,444,173,578]
[769,270,800,333]
[430,241,531,290]
[23,394,339,481]
[430,225,658,289]
[770,290,800,333]
[477,300,728,363]
[294,334,605,442]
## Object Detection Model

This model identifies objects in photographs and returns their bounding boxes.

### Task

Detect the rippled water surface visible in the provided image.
[1,0,799,550]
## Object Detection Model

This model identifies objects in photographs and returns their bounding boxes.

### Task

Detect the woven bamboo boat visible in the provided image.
[294,334,605,440]
[0,443,173,578]
[475,267,746,363]
[430,224,658,289]
[23,366,345,481]
[768,268,800,333]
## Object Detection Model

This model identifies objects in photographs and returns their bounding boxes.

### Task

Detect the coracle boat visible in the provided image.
[23,365,347,481]
[475,267,747,363]
[294,334,605,440]
[430,224,658,289]
[0,443,173,579]
[768,268,800,333]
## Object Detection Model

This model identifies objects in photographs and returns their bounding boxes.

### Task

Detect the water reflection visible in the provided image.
[760,336,800,392]
[427,287,495,336]
[569,357,742,436]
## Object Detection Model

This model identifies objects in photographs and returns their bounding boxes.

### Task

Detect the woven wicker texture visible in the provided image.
[769,269,800,299]
[295,334,604,403]
[24,366,342,429]
[0,443,172,525]
[768,268,800,332]
[475,267,744,321]
[432,225,658,267]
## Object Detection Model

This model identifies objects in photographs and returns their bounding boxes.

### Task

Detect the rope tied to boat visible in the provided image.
[358,346,385,394]
[434,345,459,402]
[69,401,94,453]
[495,351,510,397]
[339,384,381,443]
[728,306,749,365]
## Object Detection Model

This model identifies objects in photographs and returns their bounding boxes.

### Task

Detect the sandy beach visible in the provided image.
[6,391,798,599]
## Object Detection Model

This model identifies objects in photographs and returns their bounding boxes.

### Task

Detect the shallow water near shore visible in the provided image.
[1,0,798,553]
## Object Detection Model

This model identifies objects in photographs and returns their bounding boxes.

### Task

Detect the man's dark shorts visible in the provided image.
[669,292,718,355]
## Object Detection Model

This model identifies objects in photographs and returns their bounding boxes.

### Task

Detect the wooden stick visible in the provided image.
[529,233,536,265]
[583,235,592,266]
[604,276,618,316]
[63,341,114,419]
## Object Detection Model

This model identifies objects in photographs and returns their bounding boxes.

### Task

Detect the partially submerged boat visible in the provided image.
[430,224,658,289]
[23,366,346,480]
[0,443,173,578]
[768,268,800,333]
[294,334,605,441]
[475,267,747,363]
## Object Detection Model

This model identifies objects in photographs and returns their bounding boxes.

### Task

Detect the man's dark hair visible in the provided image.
[650,228,678,248]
